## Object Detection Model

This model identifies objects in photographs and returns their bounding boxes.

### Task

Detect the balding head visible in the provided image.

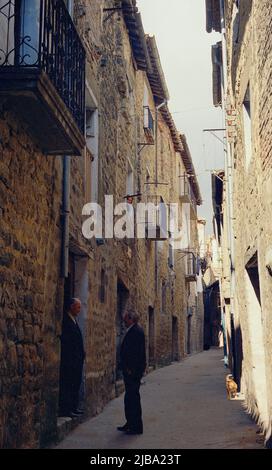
[69,298,81,318]
[123,309,139,328]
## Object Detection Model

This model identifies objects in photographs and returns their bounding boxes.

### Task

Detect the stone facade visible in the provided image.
[206,0,272,445]
[0,0,203,448]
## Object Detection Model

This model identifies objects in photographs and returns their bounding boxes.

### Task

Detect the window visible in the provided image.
[143,82,154,136]
[85,108,95,202]
[85,84,99,201]
[126,160,134,196]
[143,82,149,109]
[100,269,106,303]
[144,106,154,134]
[86,108,96,139]
[85,147,93,203]
[243,84,252,170]
[20,0,40,64]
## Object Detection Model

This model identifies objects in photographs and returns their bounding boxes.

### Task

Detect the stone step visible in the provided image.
[56,415,85,443]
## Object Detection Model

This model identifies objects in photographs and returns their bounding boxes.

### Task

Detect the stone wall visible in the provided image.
[224,0,272,441]
[0,109,63,448]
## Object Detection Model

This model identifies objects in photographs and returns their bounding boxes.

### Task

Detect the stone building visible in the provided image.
[0,0,203,448]
[206,0,272,446]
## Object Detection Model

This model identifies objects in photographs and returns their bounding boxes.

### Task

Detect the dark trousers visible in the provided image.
[124,375,143,432]
[59,364,83,415]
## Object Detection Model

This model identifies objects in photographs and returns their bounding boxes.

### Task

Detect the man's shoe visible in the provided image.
[125,429,143,435]
[72,409,84,415]
[117,424,129,432]
[70,411,83,418]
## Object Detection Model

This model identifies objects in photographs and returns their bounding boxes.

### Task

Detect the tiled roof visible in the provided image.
[121,0,150,71]
[146,35,170,105]
[160,106,202,205]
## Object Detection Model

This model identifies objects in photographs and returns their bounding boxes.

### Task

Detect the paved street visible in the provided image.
[54,348,264,449]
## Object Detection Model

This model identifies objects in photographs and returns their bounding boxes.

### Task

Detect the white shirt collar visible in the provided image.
[125,323,136,336]
[68,313,77,324]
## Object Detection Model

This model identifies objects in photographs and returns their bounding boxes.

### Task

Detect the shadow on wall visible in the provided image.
[232,323,243,392]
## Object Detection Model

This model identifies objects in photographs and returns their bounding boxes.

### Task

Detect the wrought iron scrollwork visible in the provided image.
[0,0,15,65]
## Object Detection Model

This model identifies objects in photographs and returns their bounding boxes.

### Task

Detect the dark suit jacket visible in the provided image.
[60,315,85,375]
[120,323,146,379]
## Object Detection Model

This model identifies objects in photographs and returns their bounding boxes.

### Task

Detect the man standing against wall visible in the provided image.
[59,298,85,418]
[118,310,146,435]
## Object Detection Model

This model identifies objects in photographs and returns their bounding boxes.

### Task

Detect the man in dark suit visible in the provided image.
[59,298,85,418]
[118,310,146,435]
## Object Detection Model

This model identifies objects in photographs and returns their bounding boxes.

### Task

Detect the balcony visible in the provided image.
[185,252,197,282]
[179,175,198,220]
[143,105,154,143]
[0,0,86,155]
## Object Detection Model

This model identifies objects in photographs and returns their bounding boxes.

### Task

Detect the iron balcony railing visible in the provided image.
[0,0,86,133]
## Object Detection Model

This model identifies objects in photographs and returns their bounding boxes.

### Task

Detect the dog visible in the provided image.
[226,374,238,399]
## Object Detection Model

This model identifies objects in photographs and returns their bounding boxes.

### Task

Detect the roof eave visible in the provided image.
[180,134,203,206]
[121,0,150,71]
[146,35,170,104]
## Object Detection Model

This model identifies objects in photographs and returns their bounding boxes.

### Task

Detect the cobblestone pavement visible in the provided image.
[54,348,264,449]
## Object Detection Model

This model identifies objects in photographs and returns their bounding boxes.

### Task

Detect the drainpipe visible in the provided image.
[61,156,70,278]
[61,0,74,278]
[219,0,237,381]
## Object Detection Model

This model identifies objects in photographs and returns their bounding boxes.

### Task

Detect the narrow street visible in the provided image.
[54,349,263,450]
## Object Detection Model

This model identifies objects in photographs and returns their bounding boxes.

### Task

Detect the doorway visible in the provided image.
[63,252,89,336]
[186,314,192,355]
[60,251,89,409]
[172,316,179,361]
